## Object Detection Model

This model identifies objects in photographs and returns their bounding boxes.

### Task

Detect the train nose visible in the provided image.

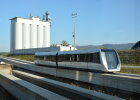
[105,51,119,69]
[101,49,120,70]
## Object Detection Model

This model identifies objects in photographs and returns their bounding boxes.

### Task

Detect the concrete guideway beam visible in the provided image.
[56,69,140,93]
[12,70,124,100]
[0,71,69,100]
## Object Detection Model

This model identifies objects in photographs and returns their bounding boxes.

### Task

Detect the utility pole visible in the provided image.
[72,13,77,50]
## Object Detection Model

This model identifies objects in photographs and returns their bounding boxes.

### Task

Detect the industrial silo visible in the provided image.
[15,22,22,49]
[44,24,50,47]
[22,23,30,49]
[10,12,51,54]
[37,25,43,48]
[30,24,37,48]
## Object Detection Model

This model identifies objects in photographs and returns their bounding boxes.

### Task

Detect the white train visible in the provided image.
[35,49,121,72]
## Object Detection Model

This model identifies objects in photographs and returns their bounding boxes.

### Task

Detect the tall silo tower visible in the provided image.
[10,12,51,53]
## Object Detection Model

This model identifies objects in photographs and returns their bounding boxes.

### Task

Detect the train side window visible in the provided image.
[46,56,49,61]
[76,54,79,62]
[44,56,46,61]
[88,54,93,62]
[58,55,65,62]
[44,56,48,61]
[88,53,100,64]
[65,54,71,62]
[71,55,75,62]
[79,54,87,62]
[71,54,79,62]
[49,56,55,62]
[93,53,100,63]
[52,56,56,62]
[49,56,52,61]
[58,55,61,62]
[48,56,52,61]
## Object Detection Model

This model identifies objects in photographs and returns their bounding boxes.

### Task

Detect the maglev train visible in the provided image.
[34,49,121,72]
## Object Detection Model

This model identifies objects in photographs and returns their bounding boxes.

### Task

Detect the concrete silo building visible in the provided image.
[10,13,51,54]
[10,12,76,54]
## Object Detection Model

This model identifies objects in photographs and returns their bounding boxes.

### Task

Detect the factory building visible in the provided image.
[10,13,51,53]
[10,12,77,54]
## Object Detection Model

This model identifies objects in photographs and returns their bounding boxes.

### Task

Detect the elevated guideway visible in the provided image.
[0,71,69,100]
[0,57,140,95]
[12,70,124,100]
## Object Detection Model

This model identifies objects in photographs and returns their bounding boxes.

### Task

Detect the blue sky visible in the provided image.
[0,0,140,52]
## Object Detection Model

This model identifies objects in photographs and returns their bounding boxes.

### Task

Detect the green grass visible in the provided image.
[7,54,34,62]
[120,67,140,74]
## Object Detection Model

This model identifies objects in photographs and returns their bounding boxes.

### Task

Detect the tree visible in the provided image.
[61,40,69,46]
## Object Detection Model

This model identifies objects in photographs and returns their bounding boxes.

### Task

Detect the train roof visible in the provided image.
[35,51,57,56]
[35,49,116,56]
[58,49,101,55]
[35,49,103,56]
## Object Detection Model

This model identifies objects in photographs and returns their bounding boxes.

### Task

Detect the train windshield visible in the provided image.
[102,50,119,69]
